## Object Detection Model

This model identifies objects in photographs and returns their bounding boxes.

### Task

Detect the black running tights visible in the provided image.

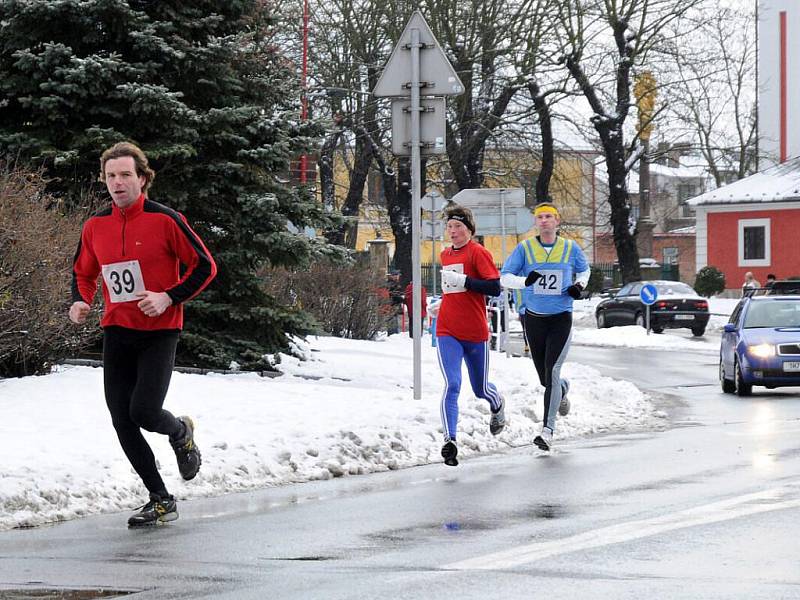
[103,326,183,495]
[523,310,572,430]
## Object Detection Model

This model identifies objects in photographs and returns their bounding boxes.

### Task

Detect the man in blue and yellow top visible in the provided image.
[501,202,590,451]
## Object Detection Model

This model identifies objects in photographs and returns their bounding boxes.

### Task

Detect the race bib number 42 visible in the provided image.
[101,260,145,303]
[532,270,563,295]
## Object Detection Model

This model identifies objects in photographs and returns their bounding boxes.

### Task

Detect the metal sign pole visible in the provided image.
[497,190,509,355]
[431,222,437,297]
[373,10,464,401]
[499,190,509,355]
[411,28,422,400]
[646,304,651,335]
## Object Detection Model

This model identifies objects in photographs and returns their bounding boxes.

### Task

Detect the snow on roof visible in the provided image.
[594,159,705,190]
[687,156,800,206]
[666,225,696,234]
[648,162,707,179]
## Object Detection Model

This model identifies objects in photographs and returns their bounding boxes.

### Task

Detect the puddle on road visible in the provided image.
[366,502,568,546]
[0,589,139,599]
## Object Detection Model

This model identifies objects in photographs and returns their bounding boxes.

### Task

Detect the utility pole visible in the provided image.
[634,71,657,262]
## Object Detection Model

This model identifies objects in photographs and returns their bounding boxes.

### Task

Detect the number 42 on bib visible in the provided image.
[532,270,563,295]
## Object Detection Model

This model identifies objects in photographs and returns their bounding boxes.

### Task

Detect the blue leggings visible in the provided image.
[436,335,501,441]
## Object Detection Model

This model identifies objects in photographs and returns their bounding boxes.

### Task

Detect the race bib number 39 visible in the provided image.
[101,260,145,303]
[532,270,563,295]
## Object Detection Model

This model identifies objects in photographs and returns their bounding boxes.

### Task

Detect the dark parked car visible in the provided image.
[595,280,710,336]
[720,293,800,396]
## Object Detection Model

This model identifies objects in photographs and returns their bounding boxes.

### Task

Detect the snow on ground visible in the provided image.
[0,297,737,530]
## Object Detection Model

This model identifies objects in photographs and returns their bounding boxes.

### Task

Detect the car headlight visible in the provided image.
[748,343,775,358]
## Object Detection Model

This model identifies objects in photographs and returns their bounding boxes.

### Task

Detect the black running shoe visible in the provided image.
[171,416,201,480]
[441,441,458,466]
[127,493,178,527]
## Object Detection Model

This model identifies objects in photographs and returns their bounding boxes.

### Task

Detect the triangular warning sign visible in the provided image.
[373,11,464,98]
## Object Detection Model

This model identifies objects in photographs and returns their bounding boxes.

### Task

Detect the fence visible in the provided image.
[592,262,679,288]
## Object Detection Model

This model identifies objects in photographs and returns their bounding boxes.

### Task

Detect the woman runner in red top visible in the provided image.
[430,205,504,466]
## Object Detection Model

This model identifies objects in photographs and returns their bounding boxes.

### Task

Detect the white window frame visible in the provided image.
[738,218,770,267]
[662,247,679,265]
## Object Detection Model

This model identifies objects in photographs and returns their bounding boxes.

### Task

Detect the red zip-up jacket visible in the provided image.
[71,194,217,331]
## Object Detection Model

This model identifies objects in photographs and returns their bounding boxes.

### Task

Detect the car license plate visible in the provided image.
[675,315,694,320]
[783,361,800,372]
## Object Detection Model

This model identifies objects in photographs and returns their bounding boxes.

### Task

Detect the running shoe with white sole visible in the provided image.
[441,440,459,466]
[127,493,178,527]
[533,426,553,451]
[489,396,506,435]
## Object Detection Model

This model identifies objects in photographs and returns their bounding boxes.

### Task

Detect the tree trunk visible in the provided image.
[326,134,372,248]
[563,50,641,283]
[317,126,343,211]
[446,84,518,191]
[377,156,427,288]
[599,126,641,283]
[528,81,554,204]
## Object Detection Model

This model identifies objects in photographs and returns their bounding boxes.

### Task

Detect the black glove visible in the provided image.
[525,270,543,286]
[567,283,583,299]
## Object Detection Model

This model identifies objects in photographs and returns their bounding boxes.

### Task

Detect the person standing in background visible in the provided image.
[404,281,427,338]
[742,272,761,296]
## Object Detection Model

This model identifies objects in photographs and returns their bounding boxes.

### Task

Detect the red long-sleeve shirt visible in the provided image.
[71,194,217,330]
[437,240,499,342]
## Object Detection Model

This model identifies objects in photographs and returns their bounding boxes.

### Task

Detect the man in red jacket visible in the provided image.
[69,142,217,527]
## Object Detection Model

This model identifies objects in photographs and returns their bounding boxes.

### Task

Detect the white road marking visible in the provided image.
[724,426,800,436]
[444,484,800,570]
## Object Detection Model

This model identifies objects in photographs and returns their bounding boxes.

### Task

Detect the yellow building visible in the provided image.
[324,146,601,265]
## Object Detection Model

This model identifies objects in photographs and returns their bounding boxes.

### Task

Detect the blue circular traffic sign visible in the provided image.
[640,283,658,305]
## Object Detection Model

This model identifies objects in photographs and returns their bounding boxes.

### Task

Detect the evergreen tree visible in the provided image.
[0,0,344,370]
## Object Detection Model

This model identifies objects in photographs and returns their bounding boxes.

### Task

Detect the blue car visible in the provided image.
[720,294,800,395]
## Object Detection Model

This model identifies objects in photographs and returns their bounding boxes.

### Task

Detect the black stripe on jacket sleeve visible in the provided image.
[70,238,87,303]
[145,201,216,304]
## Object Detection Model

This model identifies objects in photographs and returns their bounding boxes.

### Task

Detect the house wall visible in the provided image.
[649,173,704,232]
[654,235,696,282]
[704,205,800,288]
[594,234,696,284]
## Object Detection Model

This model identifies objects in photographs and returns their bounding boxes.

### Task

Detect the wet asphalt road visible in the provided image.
[2,334,800,599]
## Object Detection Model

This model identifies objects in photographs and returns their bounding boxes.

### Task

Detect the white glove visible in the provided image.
[442,270,467,288]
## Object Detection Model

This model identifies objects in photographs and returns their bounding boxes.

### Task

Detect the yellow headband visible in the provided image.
[534,205,559,217]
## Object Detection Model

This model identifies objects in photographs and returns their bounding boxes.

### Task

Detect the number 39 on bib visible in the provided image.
[101,260,145,303]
